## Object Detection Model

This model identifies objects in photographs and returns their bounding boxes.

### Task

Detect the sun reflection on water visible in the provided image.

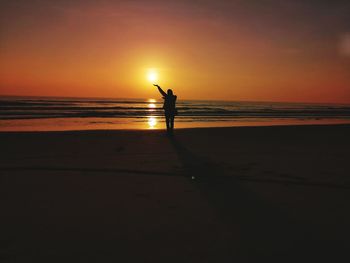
[147,99,157,110]
[146,99,159,128]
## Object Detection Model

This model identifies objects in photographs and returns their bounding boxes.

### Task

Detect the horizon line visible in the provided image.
[0,94,349,106]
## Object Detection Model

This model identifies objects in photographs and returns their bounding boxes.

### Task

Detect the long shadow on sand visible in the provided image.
[168,134,343,261]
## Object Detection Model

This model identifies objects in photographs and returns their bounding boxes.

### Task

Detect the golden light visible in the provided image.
[147,70,158,83]
[148,117,157,129]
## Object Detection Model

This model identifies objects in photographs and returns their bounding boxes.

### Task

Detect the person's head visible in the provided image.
[167,89,173,96]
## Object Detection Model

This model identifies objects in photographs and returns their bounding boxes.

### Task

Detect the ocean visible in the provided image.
[1,96,350,131]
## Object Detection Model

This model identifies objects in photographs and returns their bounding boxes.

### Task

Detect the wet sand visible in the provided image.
[1,125,350,262]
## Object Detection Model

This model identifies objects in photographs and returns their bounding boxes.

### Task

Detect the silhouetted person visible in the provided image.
[154,84,177,133]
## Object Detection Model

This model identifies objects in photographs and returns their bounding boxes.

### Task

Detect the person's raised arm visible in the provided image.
[153,84,167,97]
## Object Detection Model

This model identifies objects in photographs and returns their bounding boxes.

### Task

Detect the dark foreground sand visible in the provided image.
[1,125,350,262]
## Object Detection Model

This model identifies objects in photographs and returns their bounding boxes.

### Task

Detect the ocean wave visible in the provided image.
[1,97,350,120]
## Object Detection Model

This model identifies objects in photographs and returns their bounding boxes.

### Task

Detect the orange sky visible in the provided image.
[1,0,350,103]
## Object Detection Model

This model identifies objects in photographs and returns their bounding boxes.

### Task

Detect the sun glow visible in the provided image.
[147,70,158,83]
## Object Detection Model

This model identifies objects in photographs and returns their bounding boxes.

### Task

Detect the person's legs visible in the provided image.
[170,115,175,131]
[165,114,170,131]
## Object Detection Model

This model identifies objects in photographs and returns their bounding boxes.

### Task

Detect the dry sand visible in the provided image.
[1,125,350,262]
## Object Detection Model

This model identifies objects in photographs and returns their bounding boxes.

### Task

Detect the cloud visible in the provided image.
[339,33,350,57]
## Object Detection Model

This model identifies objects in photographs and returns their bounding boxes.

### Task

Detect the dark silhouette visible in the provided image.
[154,84,177,133]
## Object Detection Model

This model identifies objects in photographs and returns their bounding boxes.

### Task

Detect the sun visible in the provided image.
[147,70,158,83]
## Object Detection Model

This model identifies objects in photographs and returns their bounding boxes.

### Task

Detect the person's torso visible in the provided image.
[163,95,177,111]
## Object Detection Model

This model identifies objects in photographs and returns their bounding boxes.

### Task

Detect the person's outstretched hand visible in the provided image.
[153,84,159,87]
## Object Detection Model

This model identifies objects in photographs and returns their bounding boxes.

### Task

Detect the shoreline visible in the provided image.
[1,122,350,134]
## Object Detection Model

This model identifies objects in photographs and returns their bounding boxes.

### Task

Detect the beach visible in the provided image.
[1,125,350,262]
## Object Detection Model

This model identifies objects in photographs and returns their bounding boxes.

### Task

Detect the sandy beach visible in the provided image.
[1,125,350,262]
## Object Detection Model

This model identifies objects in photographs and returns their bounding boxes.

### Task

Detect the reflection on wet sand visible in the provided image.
[147,116,158,129]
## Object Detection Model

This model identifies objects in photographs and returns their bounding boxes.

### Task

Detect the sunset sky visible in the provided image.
[1,0,349,103]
